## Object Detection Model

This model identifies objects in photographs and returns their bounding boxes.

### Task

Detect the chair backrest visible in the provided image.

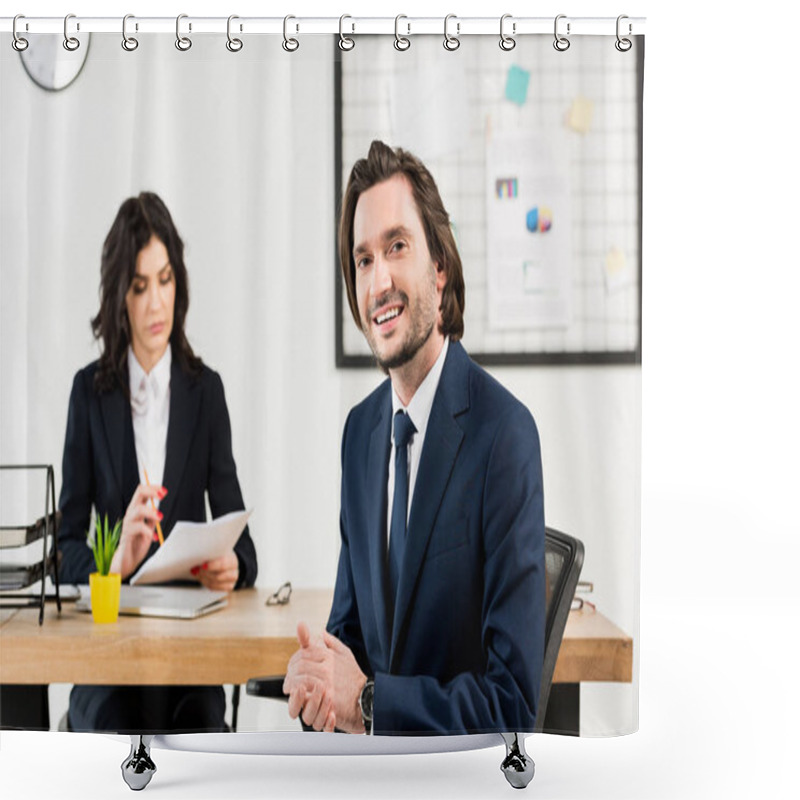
[534,527,584,732]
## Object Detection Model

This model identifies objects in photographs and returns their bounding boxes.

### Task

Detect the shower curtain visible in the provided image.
[0,21,642,741]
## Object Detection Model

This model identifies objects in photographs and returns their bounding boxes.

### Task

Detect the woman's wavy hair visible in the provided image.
[91,192,201,394]
[339,140,465,340]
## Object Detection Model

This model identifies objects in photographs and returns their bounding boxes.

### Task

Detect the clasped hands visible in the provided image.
[109,482,239,591]
[283,621,367,734]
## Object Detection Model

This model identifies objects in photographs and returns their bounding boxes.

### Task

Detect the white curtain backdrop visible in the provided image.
[1,32,639,735]
[1,33,344,589]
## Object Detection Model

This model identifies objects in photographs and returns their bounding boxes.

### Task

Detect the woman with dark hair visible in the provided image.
[58,191,257,732]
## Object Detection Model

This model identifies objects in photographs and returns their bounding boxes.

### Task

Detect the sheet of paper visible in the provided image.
[486,131,572,330]
[130,509,252,586]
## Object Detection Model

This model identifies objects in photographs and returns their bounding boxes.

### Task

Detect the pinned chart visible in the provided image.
[495,178,519,199]
[526,206,553,233]
[486,131,572,330]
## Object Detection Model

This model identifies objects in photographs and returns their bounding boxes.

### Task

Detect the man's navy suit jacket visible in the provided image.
[328,340,545,735]
[57,359,257,588]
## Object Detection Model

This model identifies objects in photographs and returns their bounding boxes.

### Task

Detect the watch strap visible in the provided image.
[358,678,375,736]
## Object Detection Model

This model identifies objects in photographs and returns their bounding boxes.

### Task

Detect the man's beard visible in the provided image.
[364,271,438,371]
[373,313,436,371]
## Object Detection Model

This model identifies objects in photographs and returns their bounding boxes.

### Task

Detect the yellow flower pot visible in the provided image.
[89,572,121,624]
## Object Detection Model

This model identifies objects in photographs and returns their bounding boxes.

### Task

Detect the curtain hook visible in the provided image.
[63,13,80,52]
[339,14,355,51]
[499,14,516,51]
[282,15,299,52]
[226,15,243,52]
[443,14,460,51]
[394,15,411,51]
[122,14,139,52]
[553,14,570,52]
[175,14,192,51]
[615,15,632,52]
[12,15,29,52]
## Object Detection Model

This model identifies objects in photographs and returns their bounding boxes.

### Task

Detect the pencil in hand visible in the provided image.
[143,468,165,546]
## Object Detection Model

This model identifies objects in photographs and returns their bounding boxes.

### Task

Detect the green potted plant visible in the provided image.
[87,514,122,623]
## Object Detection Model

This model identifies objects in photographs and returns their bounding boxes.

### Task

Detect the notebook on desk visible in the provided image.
[76,585,228,619]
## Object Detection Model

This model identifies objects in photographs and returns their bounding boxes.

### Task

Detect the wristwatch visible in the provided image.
[358,679,375,735]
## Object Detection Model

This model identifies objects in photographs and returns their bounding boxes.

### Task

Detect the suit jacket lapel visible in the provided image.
[99,384,128,500]
[365,388,393,667]
[160,362,201,526]
[390,342,470,663]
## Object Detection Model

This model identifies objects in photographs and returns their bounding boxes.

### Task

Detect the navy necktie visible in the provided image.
[389,410,417,601]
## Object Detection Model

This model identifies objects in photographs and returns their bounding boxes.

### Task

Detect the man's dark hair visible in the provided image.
[339,140,465,340]
[91,191,201,393]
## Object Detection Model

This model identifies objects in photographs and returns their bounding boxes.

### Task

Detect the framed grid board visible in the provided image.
[334,35,643,367]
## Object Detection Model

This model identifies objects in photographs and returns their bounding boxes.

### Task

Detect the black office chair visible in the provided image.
[535,526,585,732]
[244,526,584,789]
[497,527,583,788]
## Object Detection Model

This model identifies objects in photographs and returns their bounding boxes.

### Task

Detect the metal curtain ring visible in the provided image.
[339,14,355,51]
[226,15,243,52]
[175,14,192,51]
[394,15,410,51]
[63,13,80,51]
[283,15,299,52]
[615,15,632,52]
[443,14,460,51]
[553,14,570,51]
[12,15,29,52]
[122,14,138,51]
[499,14,516,51]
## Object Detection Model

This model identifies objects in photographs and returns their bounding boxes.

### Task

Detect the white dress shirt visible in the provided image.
[128,344,171,491]
[386,337,449,542]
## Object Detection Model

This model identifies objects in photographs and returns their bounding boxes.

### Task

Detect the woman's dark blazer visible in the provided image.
[57,358,257,587]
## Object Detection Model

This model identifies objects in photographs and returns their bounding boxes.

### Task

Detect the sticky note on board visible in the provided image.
[567,95,594,133]
[604,246,630,292]
[505,65,531,106]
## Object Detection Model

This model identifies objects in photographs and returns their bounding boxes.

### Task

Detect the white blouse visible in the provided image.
[127,344,171,491]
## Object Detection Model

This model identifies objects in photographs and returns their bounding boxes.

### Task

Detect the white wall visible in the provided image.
[1,25,639,736]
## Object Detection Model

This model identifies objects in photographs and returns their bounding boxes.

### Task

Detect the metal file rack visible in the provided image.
[0,464,62,624]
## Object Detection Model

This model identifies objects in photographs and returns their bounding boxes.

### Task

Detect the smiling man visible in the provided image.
[283,141,546,735]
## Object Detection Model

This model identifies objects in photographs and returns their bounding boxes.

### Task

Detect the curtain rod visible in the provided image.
[2,16,646,37]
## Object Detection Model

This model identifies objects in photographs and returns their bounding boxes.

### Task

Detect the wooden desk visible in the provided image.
[0,590,631,685]
[555,606,633,684]
[1,590,632,733]
[546,606,633,735]
[0,589,330,686]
